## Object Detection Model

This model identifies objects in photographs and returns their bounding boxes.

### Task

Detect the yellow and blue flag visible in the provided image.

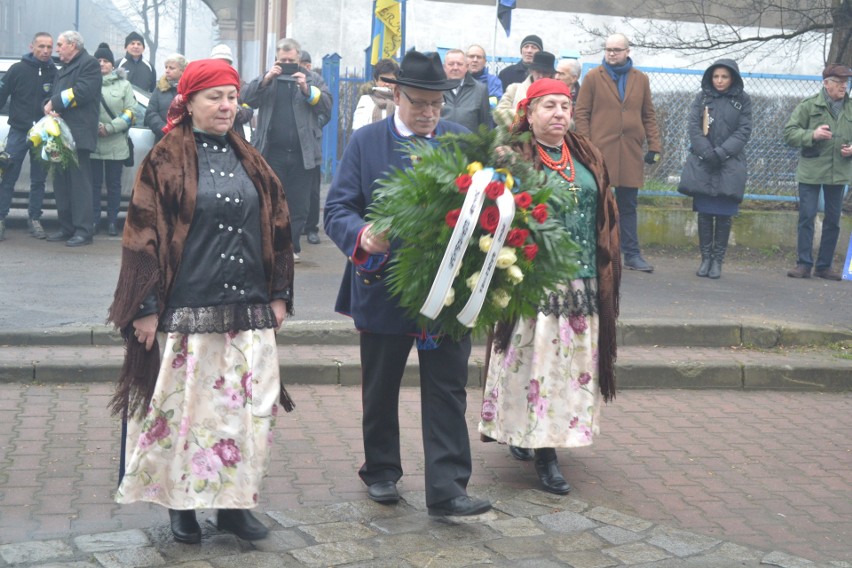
[370,0,403,65]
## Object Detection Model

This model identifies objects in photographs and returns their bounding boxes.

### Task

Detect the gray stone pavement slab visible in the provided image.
[1,384,851,567]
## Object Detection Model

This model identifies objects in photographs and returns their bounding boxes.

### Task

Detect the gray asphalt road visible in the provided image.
[1,216,849,332]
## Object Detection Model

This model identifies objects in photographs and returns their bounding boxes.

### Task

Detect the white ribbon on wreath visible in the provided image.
[419,167,517,327]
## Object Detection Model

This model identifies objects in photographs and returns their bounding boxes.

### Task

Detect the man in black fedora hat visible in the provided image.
[324,50,492,518]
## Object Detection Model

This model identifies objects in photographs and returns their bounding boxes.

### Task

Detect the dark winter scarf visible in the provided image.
[603,57,633,101]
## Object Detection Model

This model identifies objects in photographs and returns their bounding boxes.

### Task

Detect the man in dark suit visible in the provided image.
[44,30,101,247]
[324,50,492,518]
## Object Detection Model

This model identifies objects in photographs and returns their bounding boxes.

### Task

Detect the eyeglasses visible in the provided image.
[604,47,627,54]
[826,77,850,86]
[400,89,444,111]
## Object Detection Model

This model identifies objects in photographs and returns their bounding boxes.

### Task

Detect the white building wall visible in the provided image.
[289,0,824,75]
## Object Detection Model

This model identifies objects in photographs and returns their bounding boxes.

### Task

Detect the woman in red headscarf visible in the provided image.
[479,78,621,495]
[108,59,295,544]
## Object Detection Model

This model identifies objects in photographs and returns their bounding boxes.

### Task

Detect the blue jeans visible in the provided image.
[796,183,844,271]
[0,127,48,220]
[91,159,124,224]
[614,187,641,258]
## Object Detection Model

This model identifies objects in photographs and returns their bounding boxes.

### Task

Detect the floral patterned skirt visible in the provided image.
[116,329,281,509]
[478,279,601,449]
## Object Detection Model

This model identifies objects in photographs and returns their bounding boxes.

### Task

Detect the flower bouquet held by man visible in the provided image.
[367,117,581,341]
[28,115,78,171]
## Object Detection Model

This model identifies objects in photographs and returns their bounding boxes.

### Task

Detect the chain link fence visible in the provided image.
[325,62,824,202]
[633,66,820,199]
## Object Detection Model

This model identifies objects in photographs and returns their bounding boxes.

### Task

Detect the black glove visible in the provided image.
[644,151,660,165]
[701,150,721,167]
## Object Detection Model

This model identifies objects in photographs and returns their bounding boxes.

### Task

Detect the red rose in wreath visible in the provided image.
[514,191,532,209]
[445,208,461,228]
[506,228,529,247]
[479,205,500,233]
[531,203,548,223]
[454,174,472,193]
[523,243,539,261]
[485,181,504,201]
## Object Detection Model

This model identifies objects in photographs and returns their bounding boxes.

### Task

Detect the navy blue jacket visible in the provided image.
[0,53,56,131]
[324,115,468,334]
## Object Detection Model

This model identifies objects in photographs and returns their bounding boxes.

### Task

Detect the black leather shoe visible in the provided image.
[367,480,400,504]
[216,509,269,541]
[168,509,201,544]
[65,235,93,247]
[534,449,571,495]
[427,495,492,517]
[509,445,534,461]
[306,231,321,245]
[108,222,118,236]
[46,231,72,242]
[624,255,654,272]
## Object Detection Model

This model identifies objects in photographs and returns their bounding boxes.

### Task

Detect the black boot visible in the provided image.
[696,213,713,277]
[509,445,534,461]
[217,509,269,540]
[534,448,571,495]
[708,215,732,279]
[168,509,201,544]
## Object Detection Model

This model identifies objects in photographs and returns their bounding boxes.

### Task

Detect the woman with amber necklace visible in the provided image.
[479,78,621,494]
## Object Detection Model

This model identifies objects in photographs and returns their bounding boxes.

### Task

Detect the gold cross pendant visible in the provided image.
[566,184,580,206]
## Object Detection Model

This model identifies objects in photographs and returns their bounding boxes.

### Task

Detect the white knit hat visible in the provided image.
[210,44,233,63]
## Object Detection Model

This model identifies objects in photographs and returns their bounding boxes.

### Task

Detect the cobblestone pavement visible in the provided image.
[0,384,850,567]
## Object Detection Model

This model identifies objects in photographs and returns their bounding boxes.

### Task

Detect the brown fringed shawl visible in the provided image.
[499,131,621,402]
[107,123,295,418]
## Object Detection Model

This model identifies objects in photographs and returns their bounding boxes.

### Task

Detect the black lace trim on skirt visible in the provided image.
[160,303,277,334]
[538,278,599,318]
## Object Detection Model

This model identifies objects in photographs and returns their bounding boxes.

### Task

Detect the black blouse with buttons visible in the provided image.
[159,132,277,333]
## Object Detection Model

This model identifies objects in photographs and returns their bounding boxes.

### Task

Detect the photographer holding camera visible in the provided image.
[242,38,332,263]
[0,32,57,241]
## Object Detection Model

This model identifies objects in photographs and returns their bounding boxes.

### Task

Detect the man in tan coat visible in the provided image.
[574,33,661,272]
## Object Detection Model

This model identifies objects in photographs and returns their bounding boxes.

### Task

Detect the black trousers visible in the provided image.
[265,148,318,254]
[358,332,473,506]
[304,170,321,234]
[53,149,93,239]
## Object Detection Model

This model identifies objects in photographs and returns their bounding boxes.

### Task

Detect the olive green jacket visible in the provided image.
[783,90,852,185]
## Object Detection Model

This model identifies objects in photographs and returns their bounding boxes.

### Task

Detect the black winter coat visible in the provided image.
[50,49,102,152]
[678,58,752,203]
[118,54,156,94]
[144,76,176,143]
[0,53,56,130]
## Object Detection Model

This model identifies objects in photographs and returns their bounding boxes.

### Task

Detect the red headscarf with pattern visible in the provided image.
[512,78,573,132]
[162,58,241,134]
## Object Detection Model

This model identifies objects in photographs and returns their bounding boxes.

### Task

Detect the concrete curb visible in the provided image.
[2,318,850,348]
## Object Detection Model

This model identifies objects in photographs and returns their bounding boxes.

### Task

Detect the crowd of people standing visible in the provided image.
[0,23,847,546]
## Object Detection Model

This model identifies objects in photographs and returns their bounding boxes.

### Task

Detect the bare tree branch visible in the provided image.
[572,0,846,68]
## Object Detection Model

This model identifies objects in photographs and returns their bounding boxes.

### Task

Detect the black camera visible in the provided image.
[0,151,11,172]
[276,62,299,75]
